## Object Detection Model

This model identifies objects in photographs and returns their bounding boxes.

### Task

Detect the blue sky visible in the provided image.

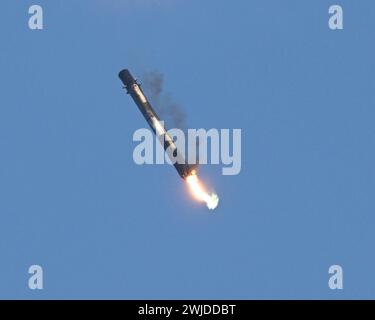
[0,0,374,299]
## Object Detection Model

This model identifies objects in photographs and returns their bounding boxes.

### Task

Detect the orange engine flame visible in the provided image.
[186,172,219,210]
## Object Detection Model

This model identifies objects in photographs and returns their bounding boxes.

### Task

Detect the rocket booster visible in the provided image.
[118,69,194,179]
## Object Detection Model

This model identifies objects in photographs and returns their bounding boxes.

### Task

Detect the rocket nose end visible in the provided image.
[118,69,136,87]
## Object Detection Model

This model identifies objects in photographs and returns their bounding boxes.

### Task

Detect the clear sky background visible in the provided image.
[0,0,374,299]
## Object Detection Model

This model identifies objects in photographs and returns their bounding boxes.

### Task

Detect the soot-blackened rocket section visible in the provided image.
[119,69,194,179]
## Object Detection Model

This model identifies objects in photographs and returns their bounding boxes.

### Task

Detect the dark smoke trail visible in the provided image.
[141,70,199,166]
[141,71,187,130]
